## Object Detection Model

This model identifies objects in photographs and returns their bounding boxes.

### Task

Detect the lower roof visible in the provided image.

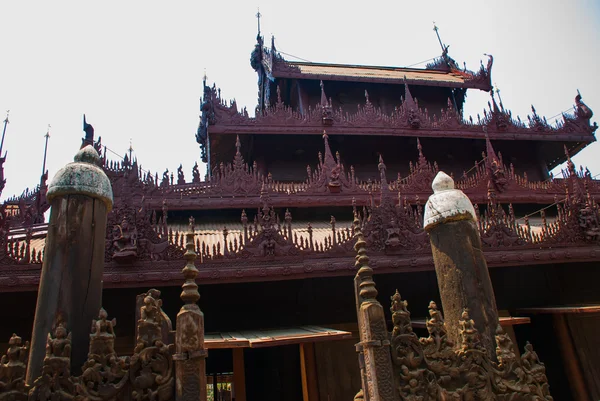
[205,325,352,349]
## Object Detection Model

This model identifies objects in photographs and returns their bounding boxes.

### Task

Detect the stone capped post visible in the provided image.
[174,217,207,401]
[26,145,113,383]
[423,171,500,359]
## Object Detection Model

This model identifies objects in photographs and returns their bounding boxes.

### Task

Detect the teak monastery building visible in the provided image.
[0,22,599,401]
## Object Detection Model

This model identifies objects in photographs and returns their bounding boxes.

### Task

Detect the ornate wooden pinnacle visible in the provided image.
[180,217,199,305]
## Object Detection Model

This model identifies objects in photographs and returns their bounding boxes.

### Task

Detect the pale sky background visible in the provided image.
[0,1,598,201]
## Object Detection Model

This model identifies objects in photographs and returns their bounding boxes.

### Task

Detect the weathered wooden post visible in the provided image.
[423,171,500,359]
[174,217,207,401]
[26,144,113,383]
[353,216,398,401]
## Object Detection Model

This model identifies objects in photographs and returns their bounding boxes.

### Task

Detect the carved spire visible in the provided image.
[403,78,417,110]
[320,80,328,107]
[180,217,199,305]
[416,138,428,167]
[354,215,378,301]
[322,130,337,167]
[235,135,242,156]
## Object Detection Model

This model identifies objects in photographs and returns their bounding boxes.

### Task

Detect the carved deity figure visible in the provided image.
[459,310,481,351]
[112,218,138,263]
[0,333,29,384]
[578,201,600,241]
[489,160,507,192]
[90,308,117,357]
[328,165,341,190]
[46,323,71,359]
[385,218,402,248]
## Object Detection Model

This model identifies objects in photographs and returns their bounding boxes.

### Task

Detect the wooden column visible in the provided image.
[424,172,500,360]
[300,342,319,401]
[26,145,113,383]
[174,220,208,401]
[232,348,246,401]
[553,314,590,401]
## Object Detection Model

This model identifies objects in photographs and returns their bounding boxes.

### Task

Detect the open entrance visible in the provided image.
[205,326,352,401]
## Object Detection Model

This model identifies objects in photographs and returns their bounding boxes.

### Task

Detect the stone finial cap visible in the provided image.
[47,145,113,210]
[423,171,476,230]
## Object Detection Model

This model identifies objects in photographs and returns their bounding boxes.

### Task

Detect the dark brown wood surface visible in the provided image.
[26,195,108,383]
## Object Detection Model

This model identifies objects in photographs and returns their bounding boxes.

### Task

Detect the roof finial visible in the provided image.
[0,110,9,157]
[432,22,447,53]
[128,138,134,162]
[256,8,262,38]
[42,125,50,177]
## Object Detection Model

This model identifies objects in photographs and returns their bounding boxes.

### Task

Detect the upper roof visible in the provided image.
[271,59,490,90]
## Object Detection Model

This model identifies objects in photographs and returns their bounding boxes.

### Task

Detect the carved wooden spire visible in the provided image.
[354,215,377,301]
[403,78,417,110]
[180,217,200,305]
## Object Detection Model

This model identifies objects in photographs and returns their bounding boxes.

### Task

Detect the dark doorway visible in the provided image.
[244,345,303,401]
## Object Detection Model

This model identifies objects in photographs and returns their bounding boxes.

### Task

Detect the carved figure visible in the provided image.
[112,218,138,263]
[0,333,29,394]
[192,162,201,183]
[177,164,185,185]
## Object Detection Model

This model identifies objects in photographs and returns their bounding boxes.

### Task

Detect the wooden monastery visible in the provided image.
[0,22,599,401]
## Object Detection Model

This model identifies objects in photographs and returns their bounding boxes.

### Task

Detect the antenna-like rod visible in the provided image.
[256,8,262,37]
[42,125,50,177]
[0,110,9,157]
[128,138,133,163]
[433,22,446,53]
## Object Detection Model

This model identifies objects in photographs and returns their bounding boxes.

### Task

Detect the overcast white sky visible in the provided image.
[0,1,598,200]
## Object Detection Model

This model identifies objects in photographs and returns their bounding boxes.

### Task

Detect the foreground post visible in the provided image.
[423,171,499,359]
[174,218,207,401]
[353,217,397,401]
[26,145,113,383]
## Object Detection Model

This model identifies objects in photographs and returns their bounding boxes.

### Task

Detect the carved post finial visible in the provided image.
[354,215,377,301]
[180,219,199,305]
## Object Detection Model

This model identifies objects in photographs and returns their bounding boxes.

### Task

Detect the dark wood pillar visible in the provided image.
[26,145,112,384]
[553,314,590,401]
[232,348,246,401]
[424,172,500,359]
[300,342,319,401]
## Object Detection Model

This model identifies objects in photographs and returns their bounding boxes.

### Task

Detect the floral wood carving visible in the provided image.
[389,292,554,400]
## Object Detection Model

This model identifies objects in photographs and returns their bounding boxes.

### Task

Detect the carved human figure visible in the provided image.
[0,333,29,384]
[46,322,71,359]
[91,308,116,338]
[141,295,161,325]
[385,218,402,248]
[459,310,480,351]
[112,218,138,263]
